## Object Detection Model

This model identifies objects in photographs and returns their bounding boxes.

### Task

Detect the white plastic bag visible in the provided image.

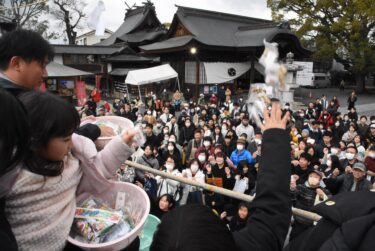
[233,179,248,194]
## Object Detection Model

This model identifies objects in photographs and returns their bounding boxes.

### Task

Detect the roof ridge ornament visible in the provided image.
[277,21,291,30]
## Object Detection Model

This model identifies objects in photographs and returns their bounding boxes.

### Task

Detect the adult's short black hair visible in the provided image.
[203,136,213,142]
[145,123,153,129]
[0,29,54,70]
[151,204,236,251]
[299,152,312,162]
[323,131,332,137]
[0,87,29,176]
[194,129,202,134]
[346,145,358,153]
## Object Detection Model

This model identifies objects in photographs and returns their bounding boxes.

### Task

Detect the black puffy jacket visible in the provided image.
[285,191,375,251]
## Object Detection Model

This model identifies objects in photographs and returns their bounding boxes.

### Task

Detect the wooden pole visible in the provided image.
[124,160,322,222]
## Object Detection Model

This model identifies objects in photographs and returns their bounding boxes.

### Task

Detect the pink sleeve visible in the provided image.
[72,134,134,179]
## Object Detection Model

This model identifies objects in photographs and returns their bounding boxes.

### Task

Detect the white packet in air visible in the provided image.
[129,124,145,147]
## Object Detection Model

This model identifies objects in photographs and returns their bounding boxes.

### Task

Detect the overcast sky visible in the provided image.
[91,0,272,34]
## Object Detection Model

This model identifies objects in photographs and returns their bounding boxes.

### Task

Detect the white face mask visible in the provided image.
[254,139,262,145]
[330,148,339,155]
[190,164,199,173]
[335,122,340,127]
[308,176,320,187]
[369,152,375,159]
[147,111,152,115]
[198,155,206,162]
[185,122,191,127]
[204,130,211,137]
[166,164,174,171]
[203,141,211,147]
[346,152,355,160]
[237,144,244,151]
[222,129,227,136]
[326,160,332,167]
[163,129,169,134]
[167,145,174,151]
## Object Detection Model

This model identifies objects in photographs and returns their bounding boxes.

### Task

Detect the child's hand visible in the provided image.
[122,130,138,146]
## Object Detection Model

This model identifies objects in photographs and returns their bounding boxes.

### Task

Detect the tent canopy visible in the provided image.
[125,64,178,86]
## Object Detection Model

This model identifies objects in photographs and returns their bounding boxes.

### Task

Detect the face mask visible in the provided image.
[255,139,262,145]
[222,129,227,136]
[330,148,339,155]
[237,144,244,151]
[308,176,320,187]
[185,122,191,127]
[335,122,340,127]
[369,152,375,159]
[147,111,151,115]
[346,152,355,160]
[167,145,174,151]
[164,136,169,142]
[203,141,211,147]
[166,164,174,171]
[163,129,169,134]
[285,106,289,109]
[199,121,205,126]
[198,155,206,162]
[204,130,211,137]
[169,138,176,143]
[190,164,199,173]
[326,160,332,167]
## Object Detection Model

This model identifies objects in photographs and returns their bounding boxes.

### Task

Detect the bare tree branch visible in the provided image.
[50,0,86,44]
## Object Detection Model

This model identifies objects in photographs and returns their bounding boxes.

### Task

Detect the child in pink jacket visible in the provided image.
[5,91,137,251]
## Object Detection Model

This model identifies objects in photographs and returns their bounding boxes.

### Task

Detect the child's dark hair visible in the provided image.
[18,91,80,176]
[0,88,29,176]
[157,193,175,210]
[0,29,54,70]
[238,202,250,211]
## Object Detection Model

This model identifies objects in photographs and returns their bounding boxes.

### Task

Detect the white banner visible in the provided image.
[203,61,251,84]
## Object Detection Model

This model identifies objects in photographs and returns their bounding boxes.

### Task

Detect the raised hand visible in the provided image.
[259,103,290,132]
[122,130,138,146]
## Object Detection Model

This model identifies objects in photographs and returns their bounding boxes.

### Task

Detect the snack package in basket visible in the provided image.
[72,198,134,243]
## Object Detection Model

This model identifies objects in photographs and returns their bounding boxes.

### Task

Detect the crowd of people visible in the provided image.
[85,86,375,241]
[1,29,375,251]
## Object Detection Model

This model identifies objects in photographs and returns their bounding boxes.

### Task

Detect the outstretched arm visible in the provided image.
[234,104,292,251]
